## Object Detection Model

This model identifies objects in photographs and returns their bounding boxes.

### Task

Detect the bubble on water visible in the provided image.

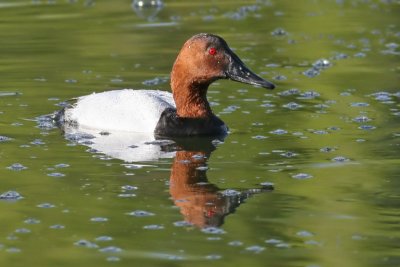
[126,210,155,217]
[340,92,352,96]
[74,239,98,248]
[0,191,23,200]
[55,163,70,168]
[173,221,193,227]
[143,224,164,230]
[47,172,66,177]
[351,234,366,240]
[118,193,136,198]
[332,52,348,60]
[299,91,320,99]
[303,68,320,78]
[31,138,46,145]
[6,247,21,253]
[201,227,226,235]
[142,76,169,86]
[65,79,77,83]
[65,132,95,142]
[99,246,123,253]
[312,58,331,69]
[292,173,313,180]
[37,203,55,208]
[15,228,31,234]
[7,163,27,171]
[95,236,113,242]
[260,103,275,108]
[358,125,376,130]
[283,102,303,110]
[90,217,108,222]
[205,254,222,260]
[106,256,121,262]
[252,135,268,140]
[354,52,366,58]
[305,240,322,246]
[50,224,65,229]
[353,116,371,123]
[313,130,329,135]
[280,151,297,158]
[24,218,40,224]
[110,78,123,83]
[297,230,314,237]
[270,129,288,135]
[121,185,138,191]
[0,135,12,142]
[320,147,336,153]
[228,240,243,246]
[373,92,392,102]
[245,245,265,253]
[275,243,291,248]
[278,88,301,96]
[351,102,369,107]
[265,238,283,244]
[271,27,288,36]
[331,156,350,162]
[273,75,287,81]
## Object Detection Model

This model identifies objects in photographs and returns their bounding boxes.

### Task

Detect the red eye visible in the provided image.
[209,47,217,55]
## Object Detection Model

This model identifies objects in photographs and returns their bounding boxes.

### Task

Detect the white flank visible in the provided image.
[64,89,175,132]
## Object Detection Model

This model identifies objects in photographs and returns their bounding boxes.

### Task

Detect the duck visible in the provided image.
[56,33,275,137]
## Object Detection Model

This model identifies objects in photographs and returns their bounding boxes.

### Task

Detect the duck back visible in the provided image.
[61,89,175,133]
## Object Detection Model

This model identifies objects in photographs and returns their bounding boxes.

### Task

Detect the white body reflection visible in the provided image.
[63,126,176,162]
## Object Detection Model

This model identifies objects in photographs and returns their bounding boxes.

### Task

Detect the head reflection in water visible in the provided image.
[169,138,273,228]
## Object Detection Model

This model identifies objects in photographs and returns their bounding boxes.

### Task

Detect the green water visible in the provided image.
[0,1,399,266]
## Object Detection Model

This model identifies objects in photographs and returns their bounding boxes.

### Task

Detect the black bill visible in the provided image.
[225,51,275,89]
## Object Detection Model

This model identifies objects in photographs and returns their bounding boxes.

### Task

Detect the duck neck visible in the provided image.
[171,69,213,118]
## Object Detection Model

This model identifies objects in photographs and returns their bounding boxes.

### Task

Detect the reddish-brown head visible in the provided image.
[171,33,275,118]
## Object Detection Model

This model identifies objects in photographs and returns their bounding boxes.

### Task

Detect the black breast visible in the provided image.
[154,108,228,137]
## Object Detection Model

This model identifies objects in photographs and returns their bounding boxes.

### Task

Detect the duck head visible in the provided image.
[171,33,275,118]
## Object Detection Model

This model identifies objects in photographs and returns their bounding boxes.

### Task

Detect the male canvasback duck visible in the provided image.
[56,33,275,136]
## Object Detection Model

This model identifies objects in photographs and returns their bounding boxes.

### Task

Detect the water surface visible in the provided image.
[0,1,399,267]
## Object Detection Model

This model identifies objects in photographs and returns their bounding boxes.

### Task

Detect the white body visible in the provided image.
[64,89,176,133]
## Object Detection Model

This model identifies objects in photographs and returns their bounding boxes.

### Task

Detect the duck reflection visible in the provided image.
[54,123,273,228]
